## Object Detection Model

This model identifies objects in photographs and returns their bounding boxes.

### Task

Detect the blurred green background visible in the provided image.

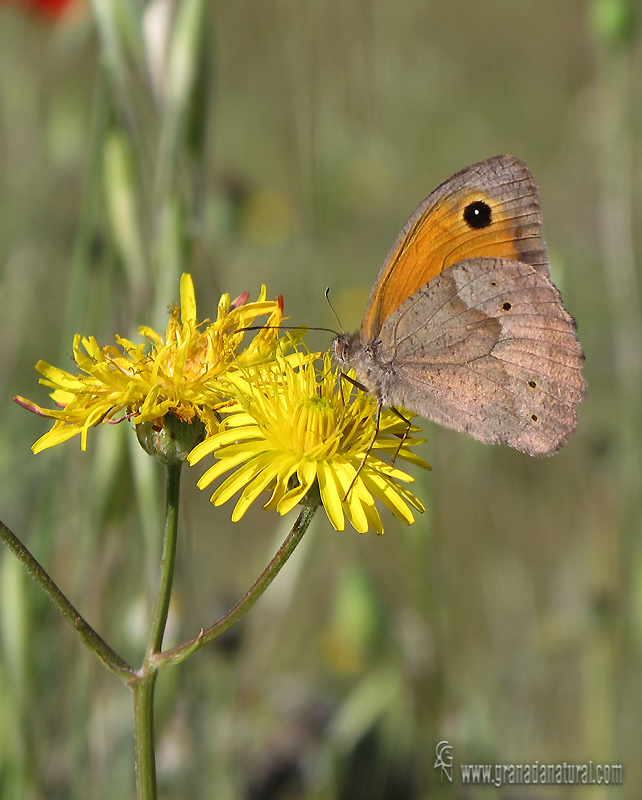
[0,0,639,797]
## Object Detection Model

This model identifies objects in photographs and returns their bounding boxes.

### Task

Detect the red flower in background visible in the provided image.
[32,0,70,13]
[0,0,77,19]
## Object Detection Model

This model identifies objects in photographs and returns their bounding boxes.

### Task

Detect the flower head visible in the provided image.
[15,275,288,454]
[188,353,430,534]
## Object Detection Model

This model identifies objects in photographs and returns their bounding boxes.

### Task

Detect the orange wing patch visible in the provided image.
[360,185,545,341]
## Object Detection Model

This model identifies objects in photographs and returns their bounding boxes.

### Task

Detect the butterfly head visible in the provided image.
[332,332,352,367]
[333,331,371,371]
[332,332,385,401]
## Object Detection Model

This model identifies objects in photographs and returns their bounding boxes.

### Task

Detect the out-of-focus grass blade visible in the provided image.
[154,0,207,199]
[91,0,147,96]
[150,0,209,326]
[103,127,147,304]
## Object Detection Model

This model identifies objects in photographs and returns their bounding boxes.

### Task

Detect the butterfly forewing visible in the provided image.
[360,155,548,341]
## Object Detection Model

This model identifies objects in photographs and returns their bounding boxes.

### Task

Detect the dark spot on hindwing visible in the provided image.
[463,200,492,229]
[528,380,537,389]
[502,301,512,311]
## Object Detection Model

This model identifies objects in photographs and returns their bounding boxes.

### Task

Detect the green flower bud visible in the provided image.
[136,413,206,465]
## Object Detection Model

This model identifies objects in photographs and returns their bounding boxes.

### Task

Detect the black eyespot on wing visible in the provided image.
[502,301,512,311]
[463,200,492,229]
[528,380,537,389]
[531,414,538,422]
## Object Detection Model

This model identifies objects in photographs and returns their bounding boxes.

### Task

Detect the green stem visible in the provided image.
[132,462,182,800]
[145,462,182,659]
[133,673,159,800]
[0,519,135,681]
[152,504,317,669]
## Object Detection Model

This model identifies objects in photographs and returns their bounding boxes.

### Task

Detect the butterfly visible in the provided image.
[332,155,586,456]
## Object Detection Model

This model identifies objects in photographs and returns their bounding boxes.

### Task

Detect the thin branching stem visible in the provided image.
[152,504,317,669]
[0,519,135,681]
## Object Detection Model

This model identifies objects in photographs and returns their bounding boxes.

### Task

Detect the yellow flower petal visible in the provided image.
[188,425,260,464]
[211,456,273,507]
[232,458,283,520]
[276,457,317,516]
[361,471,416,525]
[196,442,273,489]
[263,455,302,510]
[36,362,86,391]
[316,459,346,532]
[32,423,84,454]
[363,502,384,535]
[180,273,197,325]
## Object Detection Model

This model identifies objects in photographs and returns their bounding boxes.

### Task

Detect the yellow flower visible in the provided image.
[15,275,287,453]
[188,353,430,534]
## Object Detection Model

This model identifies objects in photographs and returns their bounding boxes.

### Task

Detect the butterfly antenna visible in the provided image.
[325,288,344,333]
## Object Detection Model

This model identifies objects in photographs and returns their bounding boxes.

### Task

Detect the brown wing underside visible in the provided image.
[377,258,586,456]
[360,155,548,342]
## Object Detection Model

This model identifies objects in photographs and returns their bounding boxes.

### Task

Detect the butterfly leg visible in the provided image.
[338,370,369,405]
[342,400,383,502]
[389,407,412,468]
[336,371,381,500]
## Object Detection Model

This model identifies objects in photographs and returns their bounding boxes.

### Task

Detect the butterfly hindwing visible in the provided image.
[376,257,586,456]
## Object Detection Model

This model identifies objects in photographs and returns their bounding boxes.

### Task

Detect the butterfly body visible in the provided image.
[332,156,586,456]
